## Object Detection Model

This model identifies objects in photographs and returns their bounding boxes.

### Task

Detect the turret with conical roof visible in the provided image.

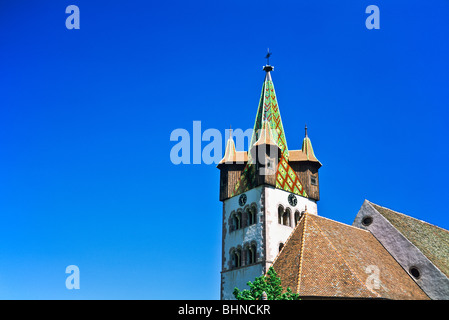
[217,128,248,201]
[289,124,322,200]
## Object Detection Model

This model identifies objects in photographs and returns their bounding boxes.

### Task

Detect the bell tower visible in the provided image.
[218,62,322,299]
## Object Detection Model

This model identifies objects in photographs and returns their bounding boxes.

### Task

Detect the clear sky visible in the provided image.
[0,0,448,299]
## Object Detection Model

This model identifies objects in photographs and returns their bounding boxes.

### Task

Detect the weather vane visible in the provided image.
[265,48,272,65]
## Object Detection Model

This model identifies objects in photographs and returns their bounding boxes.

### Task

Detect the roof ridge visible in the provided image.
[296,213,308,294]
[307,215,381,298]
[368,201,449,282]
[357,214,433,300]
[270,214,305,269]
[313,212,372,234]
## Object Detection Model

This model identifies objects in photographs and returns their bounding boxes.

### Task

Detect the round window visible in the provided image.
[362,216,373,226]
[409,267,421,279]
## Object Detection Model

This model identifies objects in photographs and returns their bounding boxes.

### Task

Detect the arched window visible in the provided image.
[236,211,242,229]
[278,206,283,224]
[231,213,237,231]
[279,242,284,252]
[282,209,291,227]
[245,208,252,226]
[231,250,236,268]
[294,211,301,226]
[231,212,242,231]
[231,248,242,268]
[247,244,256,265]
[236,248,242,267]
[246,207,256,226]
[278,206,290,226]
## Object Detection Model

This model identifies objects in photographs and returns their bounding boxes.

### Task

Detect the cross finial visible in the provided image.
[263,49,274,72]
[229,125,233,139]
[305,124,308,137]
[265,48,272,65]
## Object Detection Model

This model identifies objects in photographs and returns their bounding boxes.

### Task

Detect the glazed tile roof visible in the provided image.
[272,213,429,299]
[249,70,288,159]
[370,202,449,279]
[231,67,308,198]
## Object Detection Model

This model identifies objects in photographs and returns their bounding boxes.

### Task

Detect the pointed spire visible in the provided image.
[231,58,308,199]
[219,127,237,164]
[249,61,288,161]
[301,126,321,166]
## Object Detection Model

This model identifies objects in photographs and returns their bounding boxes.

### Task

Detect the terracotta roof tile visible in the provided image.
[272,213,429,299]
[271,218,305,291]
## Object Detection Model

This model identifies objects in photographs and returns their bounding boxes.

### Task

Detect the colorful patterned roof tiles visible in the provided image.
[231,66,309,198]
[249,70,289,161]
[276,155,307,197]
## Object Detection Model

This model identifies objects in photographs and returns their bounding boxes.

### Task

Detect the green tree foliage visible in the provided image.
[232,267,300,300]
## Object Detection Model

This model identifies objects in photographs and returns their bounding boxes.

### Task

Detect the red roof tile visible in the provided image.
[272,213,429,300]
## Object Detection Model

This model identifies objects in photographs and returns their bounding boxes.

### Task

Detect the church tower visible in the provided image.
[217,63,322,299]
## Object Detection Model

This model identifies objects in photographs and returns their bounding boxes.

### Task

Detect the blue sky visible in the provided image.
[0,0,448,299]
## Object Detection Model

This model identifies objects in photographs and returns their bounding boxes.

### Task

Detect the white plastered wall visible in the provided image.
[221,186,264,300]
[221,185,317,299]
[264,186,317,265]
